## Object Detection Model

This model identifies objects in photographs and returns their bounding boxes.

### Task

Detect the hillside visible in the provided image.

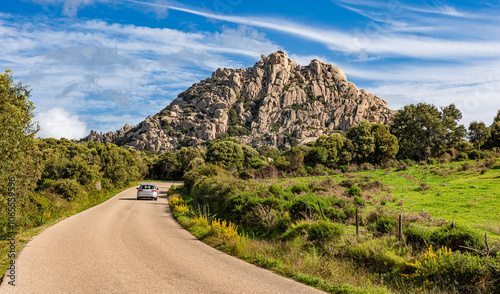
[80,51,394,152]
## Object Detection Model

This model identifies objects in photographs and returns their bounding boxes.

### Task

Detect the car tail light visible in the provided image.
[151,190,156,192]
[138,189,143,191]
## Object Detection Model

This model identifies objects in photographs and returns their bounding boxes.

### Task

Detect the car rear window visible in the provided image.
[140,185,154,189]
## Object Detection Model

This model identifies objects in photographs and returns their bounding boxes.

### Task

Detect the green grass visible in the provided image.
[361,162,500,235]
[252,160,500,238]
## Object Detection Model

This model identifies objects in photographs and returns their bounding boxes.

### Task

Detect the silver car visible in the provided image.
[136,183,159,200]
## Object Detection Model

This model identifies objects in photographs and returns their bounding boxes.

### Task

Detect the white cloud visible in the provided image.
[36,107,88,139]
[132,1,500,61]
[1,13,279,138]
[32,0,110,17]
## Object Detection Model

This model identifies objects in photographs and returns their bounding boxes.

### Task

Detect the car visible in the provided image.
[136,183,159,201]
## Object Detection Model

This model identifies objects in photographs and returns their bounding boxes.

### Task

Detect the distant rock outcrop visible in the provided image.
[79,51,394,152]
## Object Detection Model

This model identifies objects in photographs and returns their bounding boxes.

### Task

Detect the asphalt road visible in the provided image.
[1,182,325,294]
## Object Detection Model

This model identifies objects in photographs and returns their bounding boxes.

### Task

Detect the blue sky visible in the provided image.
[1,0,499,139]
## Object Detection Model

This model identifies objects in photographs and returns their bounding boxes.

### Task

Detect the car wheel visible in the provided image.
[137,197,140,200]
[154,197,157,201]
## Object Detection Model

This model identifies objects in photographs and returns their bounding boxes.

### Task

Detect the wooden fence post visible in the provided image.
[399,213,403,240]
[305,194,308,217]
[356,206,359,235]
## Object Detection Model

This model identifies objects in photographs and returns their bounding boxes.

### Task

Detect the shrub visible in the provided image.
[457,152,469,161]
[348,236,407,273]
[256,165,279,178]
[239,169,256,180]
[353,196,365,207]
[346,184,362,197]
[268,184,284,196]
[340,178,357,188]
[427,158,436,165]
[375,217,397,234]
[485,157,497,168]
[282,220,344,242]
[404,225,485,251]
[404,225,432,249]
[55,179,86,199]
[271,156,291,171]
[206,140,245,171]
[403,245,500,293]
[291,184,310,194]
[210,218,240,240]
[311,186,328,193]
[361,163,375,171]
[289,194,325,220]
[417,182,430,191]
[430,225,484,251]
[173,204,190,215]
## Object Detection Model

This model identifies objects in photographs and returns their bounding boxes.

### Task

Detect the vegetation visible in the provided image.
[4,70,500,292]
[170,157,500,293]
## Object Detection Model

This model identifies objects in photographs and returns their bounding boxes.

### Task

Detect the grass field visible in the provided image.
[261,160,500,238]
[171,159,500,293]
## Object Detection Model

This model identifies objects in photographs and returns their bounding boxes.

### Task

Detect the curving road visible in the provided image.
[1,182,325,294]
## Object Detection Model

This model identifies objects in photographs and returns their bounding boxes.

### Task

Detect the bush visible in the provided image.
[55,178,86,199]
[311,186,328,193]
[347,236,406,273]
[206,140,245,171]
[404,225,432,249]
[430,225,484,251]
[404,245,500,293]
[457,152,469,161]
[404,225,485,251]
[289,194,324,220]
[427,158,436,165]
[305,147,328,165]
[346,184,362,197]
[256,165,279,178]
[282,220,344,242]
[375,217,397,234]
[268,184,284,196]
[291,184,310,194]
[353,196,365,207]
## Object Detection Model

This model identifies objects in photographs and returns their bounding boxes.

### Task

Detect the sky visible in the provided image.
[1,0,500,139]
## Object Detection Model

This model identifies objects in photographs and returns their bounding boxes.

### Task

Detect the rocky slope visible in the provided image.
[79,51,394,152]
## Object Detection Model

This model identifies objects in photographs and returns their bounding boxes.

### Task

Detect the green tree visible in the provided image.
[206,140,244,170]
[314,133,347,163]
[468,121,490,151]
[493,110,500,124]
[0,69,40,231]
[441,104,467,151]
[176,147,204,173]
[241,144,266,169]
[282,147,304,169]
[151,151,181,180]
[487,121,500,149]
[346,121,375,163]
[304,147,328,165]
[371,123,398,165]
[257,145,280,159]
[391,103,465,161]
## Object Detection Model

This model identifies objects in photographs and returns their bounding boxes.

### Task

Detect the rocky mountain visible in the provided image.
[79,51,394,152]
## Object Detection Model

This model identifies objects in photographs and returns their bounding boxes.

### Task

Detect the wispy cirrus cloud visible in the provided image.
[125,0,500,62]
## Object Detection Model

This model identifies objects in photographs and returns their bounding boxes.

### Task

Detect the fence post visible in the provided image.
[399,213,403,240]
[305,194,308,217]
[356,206,359,235]
[452,220,455,229]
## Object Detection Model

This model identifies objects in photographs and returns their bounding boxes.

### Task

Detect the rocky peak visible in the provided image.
[80,51,395,152]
